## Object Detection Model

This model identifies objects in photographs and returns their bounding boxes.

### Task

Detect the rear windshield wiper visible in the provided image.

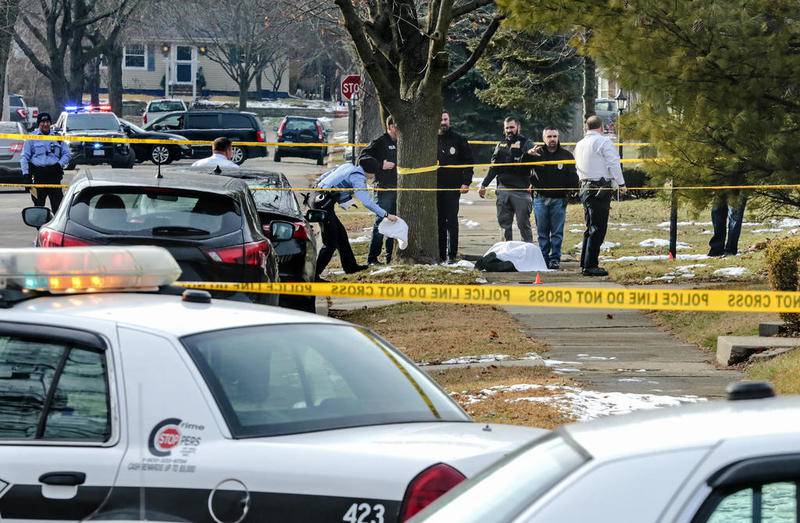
[152,226,210,236]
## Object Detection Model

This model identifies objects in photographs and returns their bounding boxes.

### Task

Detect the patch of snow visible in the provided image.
[609,223,633,227]
[543,359,582,367]
[443,259,475,269]
[369,267,394,276]
[554,368,581,374]
[569,228,584,233]
[639,238,690,250]
[752,228,784,233]
[630,227,652,232]
[460,219,480,229]
[713,267,748,277]
[775,218,800,228]
[577,354,617,361]
[475,277,488,284]
[657,221,711,227]
[741,222,763,227]
[349,235,371,244]
[451,269,465,273]
[574,241,619,251]
[440,354,511,365]
[459,198,474,206]
[605,254,709,263]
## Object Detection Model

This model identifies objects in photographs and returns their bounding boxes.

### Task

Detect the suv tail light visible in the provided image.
[292,221,310,241]
[16,108,28,119]
[315,121,324,141]
[256,130,266,142]
[204,241,270,266]
[9,142,23,153]
[38,229,96,248]
[399,463,466,522]
[277,119,286,140]
[143,113,148,124]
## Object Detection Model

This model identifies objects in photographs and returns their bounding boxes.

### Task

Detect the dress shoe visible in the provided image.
[582,267,608,277]
[345,264,369,274]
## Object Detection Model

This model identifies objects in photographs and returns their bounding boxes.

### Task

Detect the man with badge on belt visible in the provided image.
[437,110,473,263]
[574,115,626,276]
[21,112,71,212]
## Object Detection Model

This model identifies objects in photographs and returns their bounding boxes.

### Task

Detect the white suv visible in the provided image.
[143,98,187,125]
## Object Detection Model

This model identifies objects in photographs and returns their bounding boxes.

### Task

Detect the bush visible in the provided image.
[765,237,800,331]
[621,168,655,199]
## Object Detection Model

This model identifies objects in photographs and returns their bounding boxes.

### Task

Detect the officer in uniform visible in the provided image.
[21,113,71,212]
[479,117,536,243]
[574,115,626,276]
[313,156,398,281]
[437,110,474,263]
[362,116,398,265]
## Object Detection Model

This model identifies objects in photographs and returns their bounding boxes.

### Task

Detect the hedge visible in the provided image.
[765,237,800,331]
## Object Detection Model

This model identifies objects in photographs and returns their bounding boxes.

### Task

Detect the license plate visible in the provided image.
[93,150,105,156]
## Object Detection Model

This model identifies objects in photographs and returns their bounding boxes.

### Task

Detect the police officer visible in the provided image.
[479,117,536,243]
[362,116,398,265]
[574,115,626,276]
[313,155,398,281]
[21,112,71,212]
[437,110,473,263]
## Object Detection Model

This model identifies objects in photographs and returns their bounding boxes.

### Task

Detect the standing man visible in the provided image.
[192,137,240,169]
[574,115,626,276]
[437,110,474,263]
[479,117,536,243]
[313,155,398,280]
[527,127,577,270]
[363,115,398,265]
[708,191,747,257]
[21,112,71,212]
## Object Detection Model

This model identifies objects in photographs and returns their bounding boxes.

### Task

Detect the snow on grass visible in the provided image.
[752,228,784,233]
[459,198,474,206]
[713,266,748,277]
[775,218,800,228]
[605,253,709,263]
[639,238,690,250]
[657,221,712,227]
[460,219,480,229]
[349,235,371,244]
[574,241,619,251]
[440,354,511,365]
[475,277,488,284]
[569,228,583,233]
[577,354,617,361]
[646,263,707,281]
[369,267,394,276]
[442,260,476,269]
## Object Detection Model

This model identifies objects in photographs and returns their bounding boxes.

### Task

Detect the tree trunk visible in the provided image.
[108,46,124,115]
[238,78,249,109]
[356,74,383,144]
[255,68,263,100]
[89,60,101,105]
[0,0,21,118]
[582,55,597,120]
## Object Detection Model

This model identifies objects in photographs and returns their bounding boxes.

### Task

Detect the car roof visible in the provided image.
[147,99,185,104]
[564,395,800,459]
[9,292,341,337]
[73,169,250,196]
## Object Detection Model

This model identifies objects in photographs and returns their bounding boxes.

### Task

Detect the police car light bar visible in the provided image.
[0,246,181,294]
[64,104,113,113]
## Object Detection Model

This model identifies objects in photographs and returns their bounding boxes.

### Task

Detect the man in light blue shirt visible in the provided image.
[313,155,398,280]
[21,112,71,212]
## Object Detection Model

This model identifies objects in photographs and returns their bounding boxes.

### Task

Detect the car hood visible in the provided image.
[143,131,186,141]
[65,130,125,138]
[202,422,545,500]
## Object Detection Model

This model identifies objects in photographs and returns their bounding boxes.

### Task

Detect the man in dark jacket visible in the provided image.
[479,117,536,242]
[437,110,474,263]
[526,127,578,269]
[362,116,398,265]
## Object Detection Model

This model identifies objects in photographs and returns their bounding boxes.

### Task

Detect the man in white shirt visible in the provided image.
[192,137,240,169]
[574,115,626,277]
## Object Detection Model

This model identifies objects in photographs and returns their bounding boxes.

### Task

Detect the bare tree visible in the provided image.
[0,0,21,117]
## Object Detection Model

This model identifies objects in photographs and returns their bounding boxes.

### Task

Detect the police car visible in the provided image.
[53,105,136,169]
[413,382,800,523]
[0,247,542,522]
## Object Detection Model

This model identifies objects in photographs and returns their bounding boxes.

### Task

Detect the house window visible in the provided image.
[124,44,146,69]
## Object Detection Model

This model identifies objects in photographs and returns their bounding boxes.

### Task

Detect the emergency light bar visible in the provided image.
[64,104,113,113]
[0,246,181,294]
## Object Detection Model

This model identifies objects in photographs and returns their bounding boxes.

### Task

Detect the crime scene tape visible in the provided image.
[181,281,800,313]
[398,157,657,175]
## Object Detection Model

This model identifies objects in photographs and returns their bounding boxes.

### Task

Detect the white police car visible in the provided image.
[413,382,800,523]
[0,247,542,522]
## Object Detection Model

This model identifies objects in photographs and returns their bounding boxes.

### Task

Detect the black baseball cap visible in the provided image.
[37,112,52,125]
[358,155,379,175]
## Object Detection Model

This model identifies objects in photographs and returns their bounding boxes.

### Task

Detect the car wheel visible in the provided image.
[150,145,171,165]
[231,146,246,165]
[273,152,281,162]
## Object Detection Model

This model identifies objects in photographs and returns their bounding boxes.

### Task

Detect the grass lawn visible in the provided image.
[650,308,779,352]
[748,349,800,394]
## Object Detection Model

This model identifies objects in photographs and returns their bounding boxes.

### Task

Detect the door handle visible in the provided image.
[39,471,86,486]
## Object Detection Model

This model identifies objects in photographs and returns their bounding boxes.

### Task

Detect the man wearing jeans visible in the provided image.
[527,127,577,270]
[363,116,398,265]
[479,117,536,243]
[708,191,747,257]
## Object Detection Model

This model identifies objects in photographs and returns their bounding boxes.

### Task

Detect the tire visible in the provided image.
[273,152,281,162]
[150,144,171,165]
[231,146,246,165]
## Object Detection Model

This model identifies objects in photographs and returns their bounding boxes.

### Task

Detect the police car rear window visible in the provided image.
[70,187,242,237]
[182,324,468,438]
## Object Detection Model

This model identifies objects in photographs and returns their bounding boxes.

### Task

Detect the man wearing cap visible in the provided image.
[21,113,71,212]
[312,155,399,281]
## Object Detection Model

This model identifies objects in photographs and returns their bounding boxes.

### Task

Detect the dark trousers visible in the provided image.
[580,187,613,269]
[29,164,65,213]
[709,193,747,256]
[437,190,461,261]
[314,197,360,278]
[367,190,397,263]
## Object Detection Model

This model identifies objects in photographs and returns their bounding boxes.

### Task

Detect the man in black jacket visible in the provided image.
[527,127,578,269]
[479,117,536,243]
[362,116,398,264]
[437,110,474,262]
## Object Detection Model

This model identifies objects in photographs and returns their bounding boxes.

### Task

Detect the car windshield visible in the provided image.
[66,113,120,132]
[415,433,589,522]
[247,178,301,213]
[149,101,185,112]
[9,95,22,106]
[181,324,468,438]
[120,119,146,133]
[69,187,242,237]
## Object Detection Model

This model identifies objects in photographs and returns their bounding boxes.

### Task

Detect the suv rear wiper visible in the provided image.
[152,226,210,236]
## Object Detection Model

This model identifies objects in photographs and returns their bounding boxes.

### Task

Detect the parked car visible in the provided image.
[119,117,191,165]
[8,93,35,128]
[216,168,324,312]
[21,169,293,306]
[142,98,187,125]
[274,115,329,165]
[53,106,136,169]
[0,120,26,184]
[0,245,542,522]
[144,110,267,165]
[595,98,618,133]
[413,381,800,523]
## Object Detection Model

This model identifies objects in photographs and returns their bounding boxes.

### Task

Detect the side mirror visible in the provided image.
[305,209,327,223]
[266,220,294,242]
[22,206,53,229]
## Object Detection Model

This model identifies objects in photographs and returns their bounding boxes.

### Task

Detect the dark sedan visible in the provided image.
[213,168,324,312]
[21,169,297,307]
[119,118,191,165]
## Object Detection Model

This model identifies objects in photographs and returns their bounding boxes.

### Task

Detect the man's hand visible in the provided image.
[527,145,543,156]
[459,184,469,194]
[478,186,487,199]
[385,214,398,222]
[619,185,628,195]
[383,160,396,170]
[527,185,533,195]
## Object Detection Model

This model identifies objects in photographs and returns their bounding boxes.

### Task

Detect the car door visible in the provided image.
[183,113,221,158]
[0,322,126,522]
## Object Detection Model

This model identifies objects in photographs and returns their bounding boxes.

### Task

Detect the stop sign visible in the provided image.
[341,74,362,101]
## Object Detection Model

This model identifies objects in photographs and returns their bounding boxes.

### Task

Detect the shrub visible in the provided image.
[621,168,655,199]
[765,237,800,331]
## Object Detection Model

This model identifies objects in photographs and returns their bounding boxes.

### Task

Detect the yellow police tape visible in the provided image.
[180,281,800,313]
[399,157,656,175]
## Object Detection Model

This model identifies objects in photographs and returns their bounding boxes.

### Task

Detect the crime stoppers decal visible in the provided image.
[129,418,205,474]
[148,418,183,457]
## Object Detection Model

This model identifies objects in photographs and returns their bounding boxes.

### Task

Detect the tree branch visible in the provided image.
[451,0,493,20]
[12,31,53,79]
[444,14,503,86]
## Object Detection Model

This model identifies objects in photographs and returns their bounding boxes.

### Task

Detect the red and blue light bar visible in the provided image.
[64,104,113,113]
